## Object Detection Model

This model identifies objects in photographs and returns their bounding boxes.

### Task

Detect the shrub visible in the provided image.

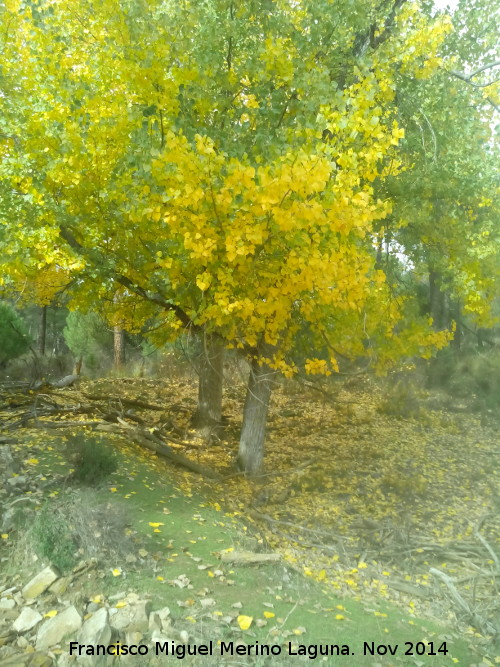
[69,435,118,485]
[32,504,77,573]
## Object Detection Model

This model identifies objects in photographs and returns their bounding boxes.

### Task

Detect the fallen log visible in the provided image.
[83,393,164,411]
[96,423,222,480]
[219,550,281,565]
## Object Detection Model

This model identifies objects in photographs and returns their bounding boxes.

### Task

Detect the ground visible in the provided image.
[0,372,499,666]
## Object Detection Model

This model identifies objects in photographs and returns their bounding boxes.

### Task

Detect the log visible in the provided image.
[50,374,81,389]
[96,423,222,480]
[219,550,281,565]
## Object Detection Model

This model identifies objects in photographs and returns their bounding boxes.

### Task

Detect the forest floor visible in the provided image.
[0,373,499,665]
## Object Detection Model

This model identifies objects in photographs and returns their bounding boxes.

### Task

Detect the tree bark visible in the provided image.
[38,306,47,356]
[237,357,275,475]
[113,326,126,369]
[429,269,446,329]
[193,333,224,428]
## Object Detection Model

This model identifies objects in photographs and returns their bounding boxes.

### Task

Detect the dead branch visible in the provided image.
[83,393,165,411]
[96,423,222,480]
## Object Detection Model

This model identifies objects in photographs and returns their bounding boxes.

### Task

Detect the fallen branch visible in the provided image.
[219,550,281,565]
[96,423,222,480]
[83,393,164,411]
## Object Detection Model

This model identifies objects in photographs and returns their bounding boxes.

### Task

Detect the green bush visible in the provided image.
[69,435,118,485]
[0,301,30,367]
[32,504,77,573]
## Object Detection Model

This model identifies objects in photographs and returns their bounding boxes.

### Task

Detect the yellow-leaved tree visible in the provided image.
[1,0,455,472]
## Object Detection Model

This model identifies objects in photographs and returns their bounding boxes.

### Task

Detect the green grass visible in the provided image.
[3,432,482,666]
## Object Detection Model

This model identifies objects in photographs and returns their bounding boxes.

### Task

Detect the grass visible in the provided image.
[0,420,489,666]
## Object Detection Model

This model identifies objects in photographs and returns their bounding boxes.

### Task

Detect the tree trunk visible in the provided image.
[237,357,275,476]
[193,333,224,428]
[452,300,462,352]
[113,326,126,369]
[38,306,47,356]
[429,269,446,329]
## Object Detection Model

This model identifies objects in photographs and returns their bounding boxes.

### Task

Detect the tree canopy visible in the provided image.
[0,0,498,471]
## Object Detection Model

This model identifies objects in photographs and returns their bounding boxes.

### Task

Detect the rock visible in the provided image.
[125,631,143,646]
[85,603,99,614]
[109,600,151,633]
[148,607,171,634]
[13,608,43,633]
[0,599,16,610]
[22,568,59,601]
[29,654,54,666]
[6,476,27,489]
[35,606,81,651]
[77,608,111,646]
[16,636,29,648]
[1,652,31,666]
[48,578,70,597]
[0,446,16,474]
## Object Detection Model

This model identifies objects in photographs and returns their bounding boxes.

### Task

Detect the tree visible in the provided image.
[380,0,499,339]
[1,0,489,473]
[63,311,113,373]
[0,302,30,367]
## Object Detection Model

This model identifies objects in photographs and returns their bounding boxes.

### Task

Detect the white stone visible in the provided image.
[22,567,59,600]
[35,606,81,650]
[13,607,43,633]
[77,608,111,646]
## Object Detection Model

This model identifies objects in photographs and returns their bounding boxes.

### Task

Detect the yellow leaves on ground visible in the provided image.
[237,615,253,630]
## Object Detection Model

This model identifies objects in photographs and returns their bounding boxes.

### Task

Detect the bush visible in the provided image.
[378,379,422,419]
[32,504,77,573]
[69,435,118,485]
[0,301,30,367]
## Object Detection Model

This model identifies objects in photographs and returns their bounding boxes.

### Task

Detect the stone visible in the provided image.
[22,568,59,601]
[1,652,31,666]
[16,636,30,648]
[109,600,151,633]
[0,598,16,610]
[35,606,81,651]
[6,476,27,488]
[13,608,43,634]
[29,654,54,666]
[0,446,15,474]
[125,631,143,646]
[48,578,70,597]
[148,606,171,634]
[77,608,111,647]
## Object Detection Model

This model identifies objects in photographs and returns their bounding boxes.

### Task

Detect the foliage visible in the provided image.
[31,503,77,573]
[0,0,460,376]
[69,434,118,485]
[63,311,113,372]
[433,348,500,413]
[0,301,30,366]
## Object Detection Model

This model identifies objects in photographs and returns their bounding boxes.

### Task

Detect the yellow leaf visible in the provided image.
[44,610,58,618]
[237,615,253,630]
[115,601,127,609]
[1,534,8,540]
[263,611,275,619]
[149,522,165,528]
[335,614,345,620]
[112,568,122,577]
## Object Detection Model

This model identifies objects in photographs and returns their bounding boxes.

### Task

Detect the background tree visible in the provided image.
[0,302,30,367]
